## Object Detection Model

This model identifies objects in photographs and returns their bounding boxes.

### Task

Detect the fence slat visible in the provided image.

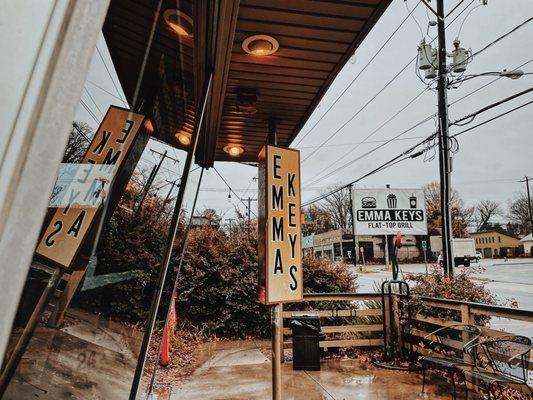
[319,338,383,348]
[282,308,381,319]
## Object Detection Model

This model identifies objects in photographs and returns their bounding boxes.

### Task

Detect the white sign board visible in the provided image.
[352,188,427,235]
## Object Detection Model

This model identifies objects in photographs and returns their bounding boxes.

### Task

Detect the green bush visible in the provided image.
[74,208,358,337]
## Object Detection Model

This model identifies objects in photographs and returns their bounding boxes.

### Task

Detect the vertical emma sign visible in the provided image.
[258,145,303,304]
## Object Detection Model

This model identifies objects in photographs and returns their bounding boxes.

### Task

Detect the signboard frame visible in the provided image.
[352,188,428,236]
[35,106,147,271]
[258,144,303,305]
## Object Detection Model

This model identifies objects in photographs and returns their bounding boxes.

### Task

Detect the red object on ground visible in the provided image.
[160,289,178,366]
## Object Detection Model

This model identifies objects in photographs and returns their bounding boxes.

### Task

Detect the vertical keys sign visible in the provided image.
[258,145,303,304]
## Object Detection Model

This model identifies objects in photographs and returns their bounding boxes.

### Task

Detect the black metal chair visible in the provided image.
[462,335,533,399]
[420,324,482,399]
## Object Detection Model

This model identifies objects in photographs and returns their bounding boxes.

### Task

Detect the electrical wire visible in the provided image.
[79,98,100,125]
[302,90,533,207]
[302,83,435,187]
[298,2,475,166]
[83,87,104,117]
[213,167,258,217]
[404,0,425,39]
[95,45,128,106]
[302,56,533,189]
[292,1,422,148]
[86,79,127,104]
[456,2,483,39]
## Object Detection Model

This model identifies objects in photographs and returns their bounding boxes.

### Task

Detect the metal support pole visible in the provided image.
[267,118,282,400]
[128,74,212,400]
[436,0,454,276]
[0,268,63,397]
[521,176,533,238]
[271,303,282,400]
[348,185,358,266]
[384,235,390,270]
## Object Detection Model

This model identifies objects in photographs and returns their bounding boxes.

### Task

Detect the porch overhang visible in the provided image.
[103,0,392,167]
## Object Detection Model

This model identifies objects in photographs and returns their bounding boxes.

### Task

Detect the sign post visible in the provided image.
[258,145,302,400]
[421,240,428,274]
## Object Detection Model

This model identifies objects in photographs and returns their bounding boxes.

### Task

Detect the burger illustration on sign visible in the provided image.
[386,193,397,209]
[361,196,376,208]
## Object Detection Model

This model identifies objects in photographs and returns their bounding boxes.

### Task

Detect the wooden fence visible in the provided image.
[283,292,533,372]
[282,293,384,350]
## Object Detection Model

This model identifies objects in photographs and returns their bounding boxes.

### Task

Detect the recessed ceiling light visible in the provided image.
[163,9,193,37]
[242,35,279,56]
[223,144,244,157]
[176,131,192,146]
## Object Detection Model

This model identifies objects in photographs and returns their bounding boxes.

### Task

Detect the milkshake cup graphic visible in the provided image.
[409,194,417,209]
[386,193,397,208]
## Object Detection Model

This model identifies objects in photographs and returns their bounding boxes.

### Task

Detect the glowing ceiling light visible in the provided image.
[223,144,244,157]
[163,9,193,37]
[242,35,279,56]
[176,131,192,146]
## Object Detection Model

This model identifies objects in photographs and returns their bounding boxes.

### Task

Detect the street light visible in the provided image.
[449,69,531,86]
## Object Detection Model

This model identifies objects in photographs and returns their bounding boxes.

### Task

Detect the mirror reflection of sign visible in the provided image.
[35,107,145,269]
[352,188,428,235]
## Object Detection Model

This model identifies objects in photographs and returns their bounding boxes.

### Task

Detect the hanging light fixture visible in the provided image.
[176,131,192,146]
[163,9,193,37]
[223,144,244,157]
[228,189,232,199]
[242,35,279,56]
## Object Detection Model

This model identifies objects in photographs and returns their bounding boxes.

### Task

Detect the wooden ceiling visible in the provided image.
[103,0,392,167]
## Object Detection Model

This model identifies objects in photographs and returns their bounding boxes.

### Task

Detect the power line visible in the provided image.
[86,79,127,104]
[292,1,423,148]
[83,87,104,117]
[79,98,100,125]
[302,87,434,187]
[302,91,533,207]
[95,45,127,106]
[213,167,258,217]
[299,136,427,149]
[297,1,472,164]
[303,58,533,189]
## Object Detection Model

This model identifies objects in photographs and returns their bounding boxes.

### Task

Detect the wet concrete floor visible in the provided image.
[3,309,142,399]
[158,340,452,400]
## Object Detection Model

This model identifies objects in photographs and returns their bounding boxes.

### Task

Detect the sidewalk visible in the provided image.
[155,340,449,400]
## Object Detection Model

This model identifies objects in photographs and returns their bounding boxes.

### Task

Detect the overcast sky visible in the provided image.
[75,0,533,223]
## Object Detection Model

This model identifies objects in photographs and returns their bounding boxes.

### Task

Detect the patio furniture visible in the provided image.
[420,324,482,400]
[462,335,533,399]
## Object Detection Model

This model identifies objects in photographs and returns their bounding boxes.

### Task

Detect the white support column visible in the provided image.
[0,0,110,361]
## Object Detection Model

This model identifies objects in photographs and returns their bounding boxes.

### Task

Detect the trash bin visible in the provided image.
[290,315,323,371]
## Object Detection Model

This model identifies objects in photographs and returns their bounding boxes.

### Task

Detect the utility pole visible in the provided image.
[158,179,180,220]
[136,150,180,213]
[436,0,454,276]
[240,196,257,234]
[348,184,358,266]
[225,218,234,237]
[520,176,533,237]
